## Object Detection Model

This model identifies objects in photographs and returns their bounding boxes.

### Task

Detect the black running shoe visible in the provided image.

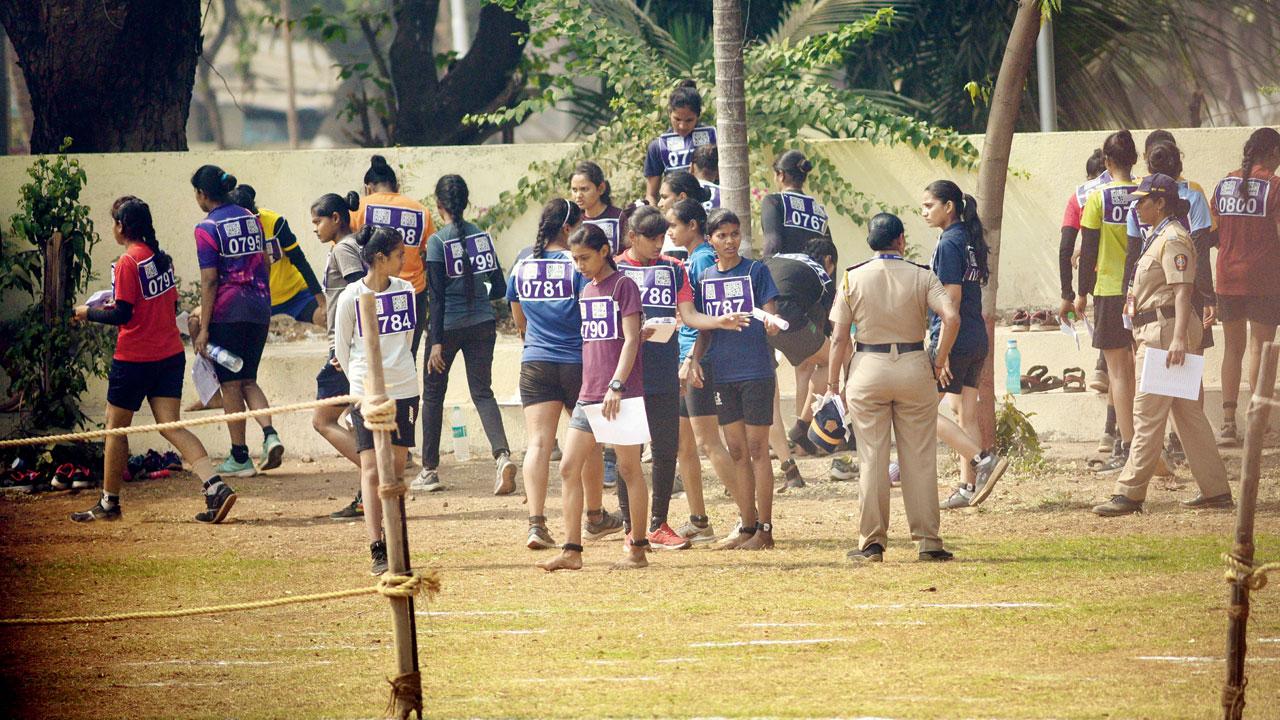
[70,499,121,522]
[330,492,364,520]
[370,540,389,576]
[194,482,237,524]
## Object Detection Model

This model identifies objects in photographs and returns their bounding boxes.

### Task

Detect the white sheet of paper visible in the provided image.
[1138,348,1204,401]
[1059,318,1080,350]
[192,355,221,406]
[1083,313,1095,338]
[752,307,789,331]
[582,397,651,446]
[643,317,677,343]
[86,289,114,308]
[175,310,190,336]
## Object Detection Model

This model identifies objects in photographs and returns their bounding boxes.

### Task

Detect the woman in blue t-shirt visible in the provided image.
[921,180,1008,511]
[644,80,717,206]
[415,175,513,496]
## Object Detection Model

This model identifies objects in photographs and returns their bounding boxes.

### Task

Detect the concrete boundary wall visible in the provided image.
[0,127,1260,314]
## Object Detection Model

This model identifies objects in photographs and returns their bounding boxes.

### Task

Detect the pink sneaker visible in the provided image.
[646,523,692,550]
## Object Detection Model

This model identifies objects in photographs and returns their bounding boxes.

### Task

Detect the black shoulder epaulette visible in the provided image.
[908,260,930,270]
[845,260,872,271]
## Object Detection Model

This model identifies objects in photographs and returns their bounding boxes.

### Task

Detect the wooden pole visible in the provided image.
[356,292,421,720]
[1222,341,1278,719]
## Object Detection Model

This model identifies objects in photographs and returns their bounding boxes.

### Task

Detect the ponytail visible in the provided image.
[1237,128,1280,199]
[354,225,403,266]
[535,198,581,259]
[924,180,989,285]
[112,196,172,274]
[227,184,259,214]
[1102,129,1138,172]
[311,193,355,231]
[190,164,236,203]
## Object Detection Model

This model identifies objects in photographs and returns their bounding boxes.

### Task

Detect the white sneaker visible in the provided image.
[411,469,443,493]
[494,453,517,496]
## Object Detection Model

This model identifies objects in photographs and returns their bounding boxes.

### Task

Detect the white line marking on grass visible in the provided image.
[741,622,818,628]
[121,660,336,667]
[848,602,1057,610]
[689,638,851,648]
[655,657,699,664]
[1258,638,1280,643]
[1137,656,1280,664]
[418,607,647,618]
[514,676,661,683]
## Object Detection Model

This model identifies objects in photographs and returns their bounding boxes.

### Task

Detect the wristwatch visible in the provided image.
[608,379,625,392]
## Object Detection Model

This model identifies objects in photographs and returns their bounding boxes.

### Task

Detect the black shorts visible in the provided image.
[207,321,269,383]
[316,356,350,400]
[1218,294,1280,326]
[768,319,826,366]
[937,348,986,394]
[714,376,775,427]
[680,360,718,418]
[1091,295,1133,351]
[106,352,185,412]
[350,396,419,453]
[519,361,583,409]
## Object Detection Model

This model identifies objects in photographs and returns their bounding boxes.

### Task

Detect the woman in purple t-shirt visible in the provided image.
[538,225,650,573]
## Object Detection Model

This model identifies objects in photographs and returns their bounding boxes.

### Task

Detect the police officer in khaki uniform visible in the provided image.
[1092,174,1234,516]
[826,213,960,562]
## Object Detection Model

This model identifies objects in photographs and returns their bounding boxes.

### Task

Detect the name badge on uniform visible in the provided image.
[366,205,426,247]
[1102,186,1137,225]
[583,217,620,247]
[623,265,677,311]
[517,259,574,302]
[780,192,829,234]
[580,296,619,341]
[137,256,176,300]
[444,232,499,279]
[1214,177,1270,218]
[215,214,266,258]
[356,288,417,338]
[702,275,755,317]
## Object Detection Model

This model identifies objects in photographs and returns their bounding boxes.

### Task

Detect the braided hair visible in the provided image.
[435,174,477,306]
[1236,128,1280,199]
[112,196,172,274]
[534,198,582,259]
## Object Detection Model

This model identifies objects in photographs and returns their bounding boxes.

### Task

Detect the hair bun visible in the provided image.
[345,190,361,211]
[354,224,375,247]
[800,160,813,173]
[221,173,237,192]
[371,154,389,168]
[677,79,697,90]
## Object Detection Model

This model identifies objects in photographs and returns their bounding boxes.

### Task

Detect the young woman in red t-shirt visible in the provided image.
[71,197,236,524]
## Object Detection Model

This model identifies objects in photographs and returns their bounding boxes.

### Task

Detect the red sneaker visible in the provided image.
[646,522,692,550]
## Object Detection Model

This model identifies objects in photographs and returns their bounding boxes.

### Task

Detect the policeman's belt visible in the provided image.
[856,341,925,354]
[1132,305,1175,329]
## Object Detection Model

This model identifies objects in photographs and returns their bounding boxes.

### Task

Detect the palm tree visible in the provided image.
[712,0,752,248]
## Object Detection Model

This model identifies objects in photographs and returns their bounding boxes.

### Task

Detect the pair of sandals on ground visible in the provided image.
[1021,365,1086,393]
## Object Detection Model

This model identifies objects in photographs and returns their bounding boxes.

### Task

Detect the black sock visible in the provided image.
[262,425,277,439]
[230,444,250,463]
[690,514,708,527]
[1104,405,1117,436]
[648,517,663,533]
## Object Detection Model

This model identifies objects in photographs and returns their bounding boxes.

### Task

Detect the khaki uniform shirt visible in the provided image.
[829,255,950,342]
[1130,218,1200,350]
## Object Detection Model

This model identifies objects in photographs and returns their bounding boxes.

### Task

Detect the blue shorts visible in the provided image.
[271,291,318,322]
[316,355,350,400]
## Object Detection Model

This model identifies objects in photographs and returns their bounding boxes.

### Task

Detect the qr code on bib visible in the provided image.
[705,284,717,299]
[693,130,711,145]
[475,236,491,252]
[400,213,417,228]
[655,271,671,287]
[143,262,157,279]
[224,220,243,237]
[547,263,566,279]
[592,302,609,319]
[522,263,539,279]
[725,281,743,298]
[626,270,645,284]
[372,208,392,225]
[392,294,409,312]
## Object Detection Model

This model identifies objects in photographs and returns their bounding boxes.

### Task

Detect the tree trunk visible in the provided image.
[976,0,1042,448]
[0,0,200,153]
[0,28,9,155]
[390,0,528,146]
[197,0,239,150]
[712,0,752,252]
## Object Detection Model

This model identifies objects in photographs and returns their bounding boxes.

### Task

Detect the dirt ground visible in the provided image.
[1,438,1278,719]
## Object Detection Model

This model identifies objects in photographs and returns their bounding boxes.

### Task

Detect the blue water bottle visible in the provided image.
[1005,339,1021,396]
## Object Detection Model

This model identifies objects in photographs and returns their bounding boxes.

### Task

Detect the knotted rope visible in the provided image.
[1223,553,1280,592]
[0,570,440,626]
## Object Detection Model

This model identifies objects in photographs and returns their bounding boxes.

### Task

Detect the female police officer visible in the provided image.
[1091,174,1233,516]
[826,213,960,562]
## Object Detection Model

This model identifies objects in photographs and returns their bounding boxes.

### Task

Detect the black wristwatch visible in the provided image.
[608,379,625,392]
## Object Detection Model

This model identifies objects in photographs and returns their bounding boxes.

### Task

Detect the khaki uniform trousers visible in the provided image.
[845,348,943,552]
[1114,339,1231,503]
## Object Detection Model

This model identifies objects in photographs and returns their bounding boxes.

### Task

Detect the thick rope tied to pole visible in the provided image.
[0,570,440,626]
[359,395,399,432]
[386,671,423,720]
[0,395,361,448]
[1223,553,1280,592]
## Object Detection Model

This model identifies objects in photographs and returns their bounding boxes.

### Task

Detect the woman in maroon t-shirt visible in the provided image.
[71,197,236,525]
[537,224,650,573]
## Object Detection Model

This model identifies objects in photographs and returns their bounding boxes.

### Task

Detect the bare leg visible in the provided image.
[611,443,649,569]
[359,450,383,544]
[241,381,273,429]
[718,420,759,541]
[1246,321,1278,393]
[538,428,595,572]
[794,341,828,421]
[521,401,562,518]
[768,384,793,465]
[677,417,706,517]
[690,414,739,499]
[102,404,135,497]
[220,380,248,447]
[149,397,217,482]
[1221,320,1247,415]
[1103,347,1136,443]
[737,423,776,550]
[312,404,359,466]
[938,389,981,488]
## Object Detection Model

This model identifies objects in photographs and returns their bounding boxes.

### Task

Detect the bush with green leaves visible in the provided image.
[0,140,113,432]
[472,1,976,240]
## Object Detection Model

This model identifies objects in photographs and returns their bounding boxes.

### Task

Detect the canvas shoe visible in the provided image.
[259,433,284,471]
[411,469,443,493]
[216,455,258,478]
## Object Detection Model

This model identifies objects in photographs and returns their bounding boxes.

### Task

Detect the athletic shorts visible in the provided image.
[207,321,270,383]
[316,356,350,400]
[679,360,717,418]
[714,376,775,427]
[519,361,583,409]
[767,318,826,366]
[937,348,987,394]
[350,396,419,453]
[106,352,185,412]
[271,291,319,323]
[1091,295,1133,351]
[1218,294,1280,326]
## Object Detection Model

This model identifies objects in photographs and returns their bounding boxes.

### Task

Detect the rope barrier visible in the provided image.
[0,569,440,626]
[0,395,360,449]
[1223,553,1280,592]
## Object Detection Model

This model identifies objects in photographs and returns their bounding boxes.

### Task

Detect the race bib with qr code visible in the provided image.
[444,232,499,279]
[214,213,266,258]
[622,265,677,312]
[356,288,417,337]
[701,275,755,317]
[365,205,426,247]
[516,258,575,301]
[580,297,619,341]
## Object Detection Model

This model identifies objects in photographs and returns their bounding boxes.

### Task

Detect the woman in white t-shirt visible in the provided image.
[334,225,420,577]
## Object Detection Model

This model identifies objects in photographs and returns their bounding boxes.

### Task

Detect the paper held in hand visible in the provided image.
[1137,347,1204,401]
[643,317,677,343]
[582,397,651,446]
[752,307,789,331]
[191,355,222,406]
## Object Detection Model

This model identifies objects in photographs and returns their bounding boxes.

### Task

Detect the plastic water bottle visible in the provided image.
[1005,338,1021,396]
[450,406,471,461]
[207,343,244,373]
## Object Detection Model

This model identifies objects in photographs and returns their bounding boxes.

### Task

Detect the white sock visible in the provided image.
[101,491,119,510]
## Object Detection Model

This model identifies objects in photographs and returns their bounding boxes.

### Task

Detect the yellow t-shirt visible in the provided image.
[352,192,434,294]
[1080,179,1138,297]
[262,208,310,306]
